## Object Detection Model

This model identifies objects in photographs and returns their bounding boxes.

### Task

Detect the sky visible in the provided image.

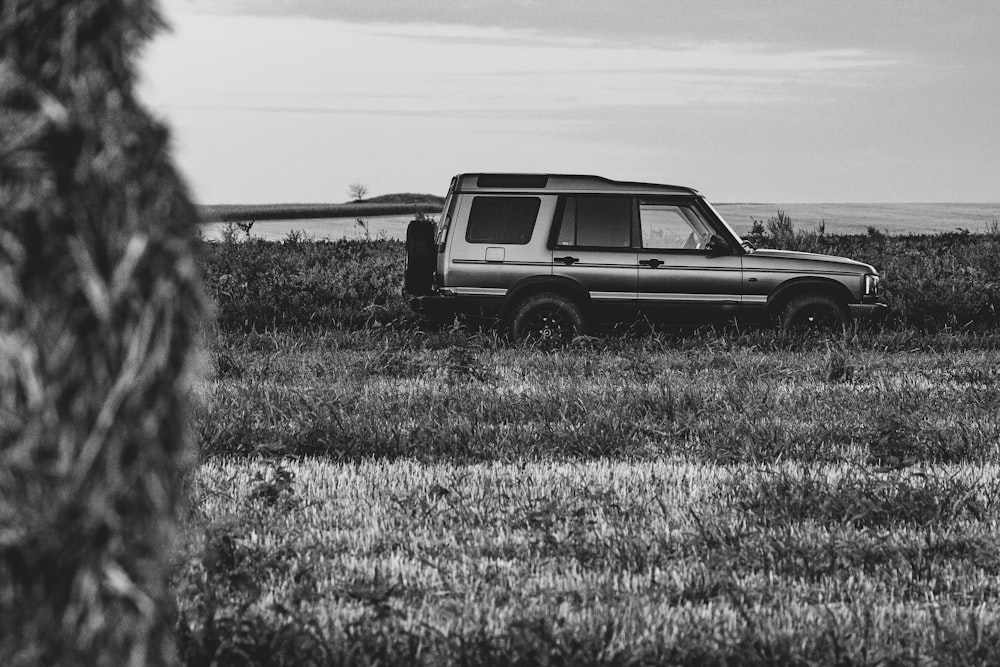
[138,1,1000,204]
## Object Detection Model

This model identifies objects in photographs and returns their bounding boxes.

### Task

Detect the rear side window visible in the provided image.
[555,196,632,248]
[466,196,540,244]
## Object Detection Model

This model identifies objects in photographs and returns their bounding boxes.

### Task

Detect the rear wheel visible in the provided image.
[779,294,848,334]
[510,293,585,341]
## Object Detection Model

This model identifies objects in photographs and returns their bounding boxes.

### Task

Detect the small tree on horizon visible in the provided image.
[349,182,369,202]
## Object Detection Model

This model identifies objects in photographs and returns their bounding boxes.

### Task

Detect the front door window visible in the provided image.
[639,201,712,251]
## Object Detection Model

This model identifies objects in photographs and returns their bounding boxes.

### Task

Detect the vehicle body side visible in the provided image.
[412,173,887,330]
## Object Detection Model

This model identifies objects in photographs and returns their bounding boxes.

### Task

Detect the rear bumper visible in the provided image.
[409,294,450,315]
[409,293,501,321]
[850,300,890,324]
[409,294,432,312]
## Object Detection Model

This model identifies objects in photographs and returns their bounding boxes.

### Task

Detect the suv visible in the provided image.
[405,173,887,338]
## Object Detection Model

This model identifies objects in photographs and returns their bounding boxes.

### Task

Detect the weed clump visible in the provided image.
[176,610,330,667]
[0,2,205,665]
[353,345,426,381]
[821,341,854,382]
[730,468,989,529]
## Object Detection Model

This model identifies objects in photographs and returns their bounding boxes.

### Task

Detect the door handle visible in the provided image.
[639,258,663,268]
[554,256,579,266]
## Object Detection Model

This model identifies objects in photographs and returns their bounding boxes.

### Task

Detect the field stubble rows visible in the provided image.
[196,330,1000,464]
[177,329,1000,664]
[178,457,1000,664]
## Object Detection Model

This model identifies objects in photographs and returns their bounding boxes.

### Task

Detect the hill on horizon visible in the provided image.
[353,193,445,206]
[200,194,443,222]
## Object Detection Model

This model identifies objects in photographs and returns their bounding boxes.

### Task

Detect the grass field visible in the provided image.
[174,224,1000,664]
[176,327,1000,665]
[178,458,1000,665]
[196,329,1000,463]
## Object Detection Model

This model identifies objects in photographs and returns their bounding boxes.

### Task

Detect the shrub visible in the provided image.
[202,237,413,331]
[730,468,990,529]
[751,215,1000,331]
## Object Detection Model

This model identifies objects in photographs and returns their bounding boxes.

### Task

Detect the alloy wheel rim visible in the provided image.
[796,306,838,331]
[528,310,570,339]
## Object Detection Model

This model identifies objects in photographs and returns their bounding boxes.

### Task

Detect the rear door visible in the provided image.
[550,195,638,322]
[635,197,743,325]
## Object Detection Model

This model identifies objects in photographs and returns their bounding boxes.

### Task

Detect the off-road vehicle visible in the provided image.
[405,173,887,338]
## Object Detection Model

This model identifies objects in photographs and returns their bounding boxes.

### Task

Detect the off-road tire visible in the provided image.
[779,293,849,334]
[509,293,585,341]
[404,216,436,296]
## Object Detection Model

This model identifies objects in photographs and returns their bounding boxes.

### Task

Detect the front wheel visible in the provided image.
[779,294,849,334]
[509,293,585,341]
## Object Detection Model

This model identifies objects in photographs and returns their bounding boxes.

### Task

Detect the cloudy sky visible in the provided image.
[139,0,1000,204]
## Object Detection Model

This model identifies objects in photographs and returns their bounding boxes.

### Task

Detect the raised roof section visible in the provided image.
[455,173,698,196]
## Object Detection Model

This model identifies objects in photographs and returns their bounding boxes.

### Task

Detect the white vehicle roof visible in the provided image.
[454,173,699,196]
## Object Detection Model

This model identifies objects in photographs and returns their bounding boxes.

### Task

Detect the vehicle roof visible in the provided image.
[454,173,699,196]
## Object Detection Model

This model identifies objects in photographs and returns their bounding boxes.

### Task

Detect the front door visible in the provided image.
[550,195,638,323]
[635,198,743,325]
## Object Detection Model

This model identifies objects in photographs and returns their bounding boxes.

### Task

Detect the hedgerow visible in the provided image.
[754,227,1000,331]
[201,227,1000,333]
[202,236,412,331]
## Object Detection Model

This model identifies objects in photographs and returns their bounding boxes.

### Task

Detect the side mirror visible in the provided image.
[705,234,731,256]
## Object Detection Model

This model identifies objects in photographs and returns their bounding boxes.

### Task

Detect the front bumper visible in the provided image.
[850,299,890,325]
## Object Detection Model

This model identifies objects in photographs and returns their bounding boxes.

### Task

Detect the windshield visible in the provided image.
[703,199,754,252]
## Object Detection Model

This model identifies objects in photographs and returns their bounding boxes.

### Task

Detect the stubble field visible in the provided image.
[175,226,1000,665]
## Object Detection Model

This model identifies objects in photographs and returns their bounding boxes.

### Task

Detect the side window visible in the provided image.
[639,201,712,250]
[555,196,632,248]
[466,196,540,245]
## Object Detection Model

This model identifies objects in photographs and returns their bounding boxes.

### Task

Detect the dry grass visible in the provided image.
[169,329,1000,663]
[175,459,1000,665]
[194,330,1000,464]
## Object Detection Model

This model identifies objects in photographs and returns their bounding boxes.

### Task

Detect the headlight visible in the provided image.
[864,273,881,296]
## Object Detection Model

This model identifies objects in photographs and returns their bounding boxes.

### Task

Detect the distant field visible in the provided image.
[717,202,1000,236]
[199,202,1000,241]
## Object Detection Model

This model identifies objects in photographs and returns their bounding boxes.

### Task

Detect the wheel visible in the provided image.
[779,294,849,334]
[509,293,585,341]
[404,216,436,296]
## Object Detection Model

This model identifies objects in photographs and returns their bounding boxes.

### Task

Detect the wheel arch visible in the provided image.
[767,278,855,319]
[501,276,591,321]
